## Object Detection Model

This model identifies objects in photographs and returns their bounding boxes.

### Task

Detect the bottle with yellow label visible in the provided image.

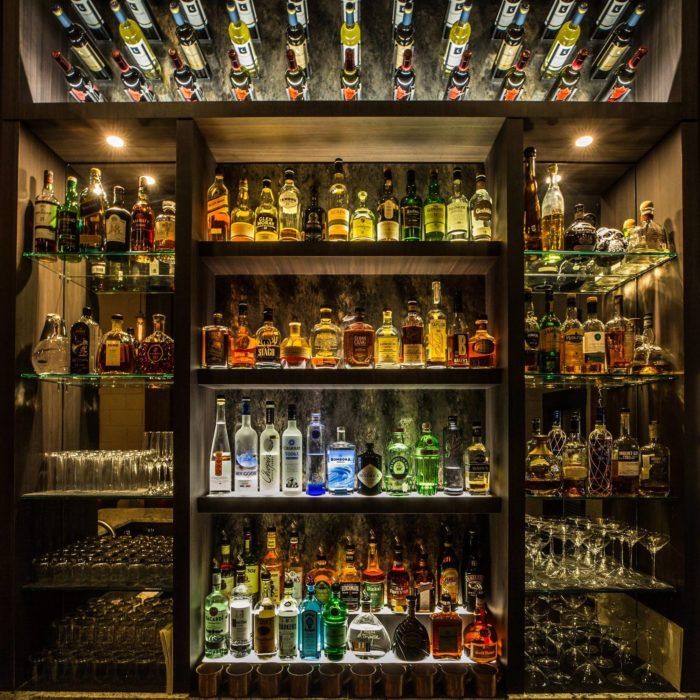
[328,158,350,241]
[425,280,448,368]
[207,169,230,241]
[350,191,376,241]
[423,169,446,241]
[231,178,255,242]
[375,308,400,368]
[254,177,279,241]
[279,169,302,241]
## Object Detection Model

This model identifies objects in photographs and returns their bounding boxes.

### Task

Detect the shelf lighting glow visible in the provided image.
[575,134,594,148]
[143,175,156,185]
[106,134,125,148]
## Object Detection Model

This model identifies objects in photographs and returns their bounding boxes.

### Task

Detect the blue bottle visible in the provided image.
[298,579,323,659]
[326,426,356,494]
[306,412,326,496]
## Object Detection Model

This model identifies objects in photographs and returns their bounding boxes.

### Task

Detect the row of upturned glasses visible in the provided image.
[525,594,671,692]
[525,515,671,590]
[32,534,173,588]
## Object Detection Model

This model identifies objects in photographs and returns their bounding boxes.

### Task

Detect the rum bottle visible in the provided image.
[204,561,230,658]
[219,530,235,598]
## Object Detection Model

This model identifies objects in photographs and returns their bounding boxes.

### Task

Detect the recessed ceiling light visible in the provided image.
[575,135,594,148]
[106,134,125,148]
[143,175,156,186]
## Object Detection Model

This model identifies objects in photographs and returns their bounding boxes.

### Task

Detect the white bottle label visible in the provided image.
[235,450,258,490]
[230,599,252,642]
[547,43,576,73]
[128,38,158,73]
[236,0,258,27]
[210,451,232,492]
[181,0,207,29]
[545,0,575,30]
[447,201,469,233]
[234,40,257,72]
[278,615,298,656]
[597,0,628,31]
[34,203,57,238]
[495,0,520,31]
[290,0,308,27]
[259,434,280,492]
[444,0,462,28]
[279,190,299,214]
[126,0,154,27]
[105,214,126,244]
[71,0,102,29]
[282,434,302,492]
[444,40,466,71]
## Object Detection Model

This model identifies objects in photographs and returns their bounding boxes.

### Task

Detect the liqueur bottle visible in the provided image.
[79,167,107,253]
[401,300,425,368]
[524,290,540,372]
[279,168,302,241]
[328,158,350,241]
[260,526,284,604]
[591,4,644,80]
[423,170,446,241]
[51,50,103,103]
[253,569,278,657]
[258,401,280,493]
[327,427,356,494]
[523,146,542,250]
[255,308,282,368]
[204,561,230,658]
[112,50,156,102]
[582,297,606,373]
[254,177,279,241]
[597,46,647,102]
[492,2,529,80]
[448,291,470,368]
[444,50,472,101]
[109,1,161,80]
[587,408,612,496]
[393,49,416,101]
[230,302,257,369]
[387,538,411,612]
[561,411,588,497]
[97,314,136,374]
[231,178,255,241]
[340,48,361,101]
[282,404,303,493]
[463,594,498,663]
[468,314,496,368]
[230,563,253,657]
[400,169,422,241]
[308,547,337,605]
[350,191,376,241]
[547,411,567,459]
[130,176,155,252]
[168,47,203,101]
[323,583,348,660]
[242,520,260,602]
[209,396,231,493]
[306,412,327,495]
[234,396,258,492]
[465,421,491,495]
[278,578,299,659]
[33,170,60,253]
[226,0,259,76]
[426,281,448,368]
[545,47,589,101]
[540,2,587,79]
[493,0,520,39]
[298,579,323,659]
[348,593,391,658]
[169,1,211,80]
[375,309,400,368]
[563,203,597,251]
[70,307,101,374]
[385,427,414,495]
[338,540,362,611]
[340,2,361,68]
[541,163,564,250]
[219,531,235,598]
[303,186,327,241]
[57,176,80,255]
[639,421,670,497]
[443,416,464,495]
[628,200,668,252]
[525,418,562,496]
[442,2,472,76]
[469,173,493,241]
[538,288,561,373]
[393,594,430,660]
[207,168,230,241]
[357,442,383,495]
[415,423,439,495]
[611,407,640,495]
[560,294,584,373]
[280,320,311,369]
[361,530,386,612]
[498,48,531,101]
[343,307,375,369]
[411,545,435,612]
[286,2,309,74]
[446,166,469,240]
[286,524,304,602]
[462,530,485,613]
[431,594,463,659]
[136,313,175,374]
[311,307,342,368]
[605,294,635,374]
[228,48,255,101]
[392,1,414,70]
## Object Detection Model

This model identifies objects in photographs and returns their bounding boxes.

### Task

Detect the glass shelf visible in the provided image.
[526,494,676,501]
[525,581,675,594]
[21,491,172,500]
[525,372,681,389]
[524,250,677,294]
[20,372,174,388]
[24,583,173,592]
[24,251,175,259]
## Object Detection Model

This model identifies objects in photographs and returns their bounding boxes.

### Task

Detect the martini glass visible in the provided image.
[607,620,636,687]
[641,531,671,588]
[633,628,668,689]
[622,526,647,586]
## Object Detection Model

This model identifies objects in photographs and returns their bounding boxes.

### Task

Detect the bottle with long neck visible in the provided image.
[226,1,259,76]
[286,2,309,73]
[286,525,304,602]
[79,167,107,253]
[546,47,589,101]
[582,296,606,373]
[169,1,211,80]
[444,49,472,101]
[209,396,232,493]
[285,50,309,101]
[69,0,111,42]
[540,1,588,79]
[33,170,60,254]
[523,290,539,373]
[443,2,472,76]
[231,178,255,241]
[109,0,161,80]
[57,176,80,255]
[541,0,576,41]
[541,164,564,250]
[523,147,542,250]
[328,159,350,241]
[592,0,631,40]
[131,176,155,252]
[258,401,280,493]
[121,0,161,41]
[341,48,361,100]
[179,0,211,42]
[538,288,561,374]
[492,2,529,80]
[591,3,645,80]
[282,404,303,493]
[361,530,386,612]
[393,1,414,70]
[228,48,255,101]
[498,48,531,101]
[112,50,156,102]
[51,51,103,103]
[168,47,203,102]
[493,0,521,39]
[254,178,279,241]
[340,2,361,68]
[597,45,648,102]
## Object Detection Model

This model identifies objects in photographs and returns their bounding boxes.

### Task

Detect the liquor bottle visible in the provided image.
[70,0,111,41]
[204,561,230,658]
[298,579,323,659]
[446,167,469,240]
[31,313,69,375]
[278,578,299,659]
[386,538,411,612]
[597,46,647,102]
[491,2,529,81]
[328,159,350,241]
[465,421,491,495]
[236,0,261,41]
[327,427,356,494]
[234,396,258,491]
[209,396,232,493]
[545,47,589,100]
[279,169,302,241]
[338,540,361,611]
[230,563,253,656]
[281,404,303,493]
[492,0,521,39]
[259,401,280,493]
[109,1,161,80]
[254,178,279,241]
[375,309,400,368]
[415,423,439,496]
[462,530,485,612]
[443,417,464,495]
[283,523,304,602]
[255,308,282,368]
[343,307,375,369]
[542,0,575,40]
[468,315,497,368]
[605,294,634,373]
[322,584,348,660]
[426,280,448,368]
[52,5,112,81]
[563,203,596,251]
[393,594,430,660]
[385,427,413,495]
[124,0,161,41]
[253,569,278,657]
[540,2,587,79]
[285,50,309,101]
[586,409,613,496]
[286,2,309,75]
[179,0,211,42]
[444,50,472,101]
[400,169,422,241]
[131,176,155,252]
[423,170,446,241]
[169,2,210,80]
[350,191,376,240]
[409,545,434,612]
[311,308,341,368]
[104,186,131,253]
[612,407,640,495]
[112,49,156,103]
[308,547,337,605]
[79,167,107,253]
[401,300,425,368]
[33,170,60,253]
[631,313,671,374]
[498,48,531,100]
[306,412,326,495]
[448,291,469,368]
[469,173,493,242]
[260,527,284,603]
[241,521,259,602]
[393,49,416,101]
[524,290,539,373]
[591,3,644,79]
[547,411,567,458]
[57,176,80,255]
[226,1,259,77]
[628,200,668,252]
[432,593,463,659]
[228,49,255,101]
[348,593,391,658]
[560,294,584,373]
[541,164,564,250]
[230,179,254,241]
[51,51,103,103]
[525,418,562,495]
[561,411,587,497]
[522,146,542,251]
[437,527,460,604]
[443,2,472,77]
[96,314,135,374]
[361,530,386,612]
[592,0,631,40]
[303,186,327,241]
[463,593,498,663]
[639,421,670,497]
[219,531,235,597]
[340,48,361,101]
[69,307,100,374]
[581,297,606,373]
[538,288,560,373]
[230,302,257,368]
[357,442,383,495]
[206,169,230,241]
[340,2,361,68]
[136,313,175,374]
[393,2,414,71]
[168,47,203,101]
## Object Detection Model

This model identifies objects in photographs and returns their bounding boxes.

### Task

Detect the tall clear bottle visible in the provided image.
[209,396,232,493]
[446,166,469,240]
[328,158,350,241]
[253,569,278,657]
[259,401,280,493]
[234,396,258,492]
[282,404,303,493]
[279,168,302,241]
[230,563,252,657]
[587,407,612,496]
[443,416,464,495]
[541,163,564,250]
[306,412,326,495]
[469,173,493,241]
[278,578,299,659]
[523,147,542,250]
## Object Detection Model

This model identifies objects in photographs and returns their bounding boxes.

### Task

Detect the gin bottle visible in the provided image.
[442,416,464,495]
[385,427,413,494]
[229,563,252,657]
[357,442,383,495]
[298,579,323,659]
[392,594,430,660]
[587,408,612,496]
[639,421,670,497]
[209,396,232,493]
[306,412,327,495]
[234,397,258,492]
[258,401,280,493]
[347,593,391,658]
[327,427,356,494]
[415,423,440,495]
[278,578,299,659]
[282,404,303,493]
[322,583,348,660]
[204,560,230,658]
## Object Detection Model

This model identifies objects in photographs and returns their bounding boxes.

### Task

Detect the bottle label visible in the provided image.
[70,325,90,374]
[377,220,399,241]
[283,436,302,491]
[641,454,668,483]
[496,42,520,72]
[415,579,434,611]
[525,330,540,351]
[362,581,384,610]
[209,451,231,491]
[234,40,257,72]
[358,463,382,488]
[255,343,280,363]
[34,202,58,238]
[563,330,584,366]
[427,319,447,361]
[181,42,207,71]
[279,190,299,214]
[289,42,308,70]
[231,221,254,240]
[389,580,409,607]
[105,213,127,244]
[389,455,409,479]
[57,210,78,245]
[204,330,227,367]
[104,339,122,367]
[501,86,522,102]
[205,608,227,635]
[155,219,175,245]
[91,261,106,276]
[269,571,282,603]
[278,616,298,656]
[126,0,154,26]
[254,212,278,234]
[473,338,495,355]
[351,217,374,239]
[613,452,640,477]
[254,615,276,653]
[181,0,206,28]
[314,579,332,604]
[437,623,461,652]
[598,44,626,72]
[244,564,259,595]
[606,85,630,102]
[583,331,605,360]
[450,333,469,365]
[259,450,280,490]
[127,38,158,74]
[447,200,469,232]
[230,601,252,642]
[340,581,360,609]
[440,568,460,602]
[467,453,490,474]
[546,43,575,74]
[471,203,492,239]
[424,203,446,234]
[288,567,303,601]
[401,205,421,231]
[376,336,399,364]
[235,450,258,489]
[444,40,466,71]
[540,327,560,352]
[75,44,104,73]
[349,332,373,364]
[469,640,498,663]
[552,86,574,101]
[208,195,228,213]
[300,610,319,649]
[402,343,423,363]
[324,620,348,648]
[597,0,627,30]
[328,207,350,237]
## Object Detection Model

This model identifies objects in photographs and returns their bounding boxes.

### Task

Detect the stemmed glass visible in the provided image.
[633,627,667,689]
[641,531,671,587]
[622,527,646,586]
[607,619,637,687]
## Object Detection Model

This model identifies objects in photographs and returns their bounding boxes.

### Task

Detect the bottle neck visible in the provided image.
[215,401,226,423]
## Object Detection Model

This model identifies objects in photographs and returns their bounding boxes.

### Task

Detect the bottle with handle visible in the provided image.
[112,50,156,102]
[109,0,162,80]
[545,47,589,101]
[228,48,255,101]
[591,2,645,80]
[168,47,204,102]
[51,50,103,103]
[540,2,588,79]
[597,45,647,102]
[491,2,529,80]
[444,50,472,101]
[69,0,111,41]
[498,48,531,101]
[123,0,161,42]
[443,2,472,76]
[227,1,259,77]
[340,48,361,101]
[169,1,211,80]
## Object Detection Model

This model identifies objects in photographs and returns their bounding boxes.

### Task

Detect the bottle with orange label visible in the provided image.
[328,158,350,241]
[546,47,589,101]
[497,48,531,101]
[206,168,230,241]
[209,395,232,493]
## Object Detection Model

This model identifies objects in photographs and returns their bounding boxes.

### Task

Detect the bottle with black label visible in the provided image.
[70,307,101,374]
[104,185,131,252]
[357,442,383,495]
[462,529,485,613]
[400,169,422,241]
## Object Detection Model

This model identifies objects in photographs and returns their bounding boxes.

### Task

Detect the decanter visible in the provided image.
[628,200,668,252]
[392,594,430,661]
[32,313,69,374]
[525,418,562,496]
[96,314,136,374]
[347,593,391,659]
[630,313,672,374]
[563,203,597,251]
[136,313,174,374]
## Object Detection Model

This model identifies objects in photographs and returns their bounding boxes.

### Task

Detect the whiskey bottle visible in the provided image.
[281,404,303,493]
[234,397,258,492]
[411,545,435,612]
[70,307,101,374]
[136,313,174,374]
[541,164,564,250]
[444,49,472,101]
[525,418,562,496]
[204,561,230,658]
[431,594,463,659]
[361,530,386,612]
[524,289,540,372]
[328,158,350,241]
[33,170,60,254]
[469,173,493,241]
[255,308,282,368]
[605,294,634,374]
[231,178,255,241]
[308,547,337,605]
[423,170,446,241]
[446,166,469,240]
[462,529,485,613]
[167,47,203,102]
[357,442,383,495]
[154,200,176,255]
[465,422,491,495]
[582,296,606,373]
[468,314,497,368]
[438,526,460,604]
[339,540,362,611]
[209,396,232,493]
[387,538,411,612]
[278,578,299,659]
[563,203,597,251]
[228,48,255,102]
[538,288,560,373]
[463,593,498,663]
[561,411,588,497]
[79,167,107,253]
[303,185,327,241]
[310,307,341,368]
[426,280,448,368]
[375,309,400,368]
[393,49,416,101]
[523,146,542,250]
[385,427,413,495]
[230,302,256,368]
[96,314,135,374]
[207,168,230,241]
[51,50,103,103]
[322,583,348,661]
[306,412,327,495]
[130,176,155,253]
[560,293,584,373]
[57,176,80,255]
[280,319,311,368]
[587,408,612,496]
[253,569,278,657]
[104,186,131,253]
[443,416,464,495]
[401,300,425,368]
[393,594,430,660]
[415,423,439,495]
[639,421,670,497]
[400,169,422,241]
[343,307,375,369]
[258,401,281,493]
[279,169,302,241]
[491,2,528,80]
[260,527,284,604]
[254,177,279,241]
[611,407,640,496]
[350,191,376,241]
[348,593,391,658]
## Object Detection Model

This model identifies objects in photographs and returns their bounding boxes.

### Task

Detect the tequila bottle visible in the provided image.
[375,309,400,368]
[541,163,564,250]
[443,416,464,495]
[401,300,425,368]
[338,540,362,611]
[547,411,567,458]
[539,288,561,373]
[628,200,668,252]
[463,593,498,663]
[415,423,439,495]
[210,398,232,498]
[423,169,446,241]
[605,294,635,374]
[468,314,497,368]
[231,178,255,241]
[388,538,411,612]
[431,594,463,659]
[348,593,391,658]
[204,561,230,658]
[525,418,562,496]
[230,563,252,657]
[400,169,422,241]
[281,319,311,369]
[438,526,460,605]
[254,177,279,241]
[377,168,400,242]
[258,401,280,493]
[327,427,356,494]
[298,580,323,659]
[260,526,284,604]
[561,411,588,497]
[311,307,342,369]
[425,280,448,368]
[230,302,257,368]
[279,168,302,241]
[328,158,350,241]
[393,594,430,660]
[587,408,612,496]
[560,294,584,373]
[278,578,299,659]
[611,407,640,495]
[234,397,258,492]
[282,404,303,493]
[582,296,606,373]
[255,308,282,368]
[308,547,336,606]
[446,166,469,240]
[448,291,470,368]
[253,569,278,657]
[411,545,435,612]
[350,191,376,241]
[465,421,491,495]
[357,442,383,495]
[361,530,386,612]
[323,583,348,660]
[469,173,493,241]
[639,421,670,497]
[385,427,414,495]
[306,412,327,496]
[286,523,304,602]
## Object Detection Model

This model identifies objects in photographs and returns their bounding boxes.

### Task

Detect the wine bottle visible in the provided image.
[340,48,361,101]
[443,2,472,77]
[69,0,111,41]
[597,45,647,102]
[169,1,211,80]
[442,0,463,40]
[591,2,645,80]
[286,2,310,75]
[541,0,575,41]
[444,50,472,101]
[497,48,531,101]
[393,49,415,101]
[592,0,631,40]
[228,48,255,101]
[492,2,529,80]
[227,0,259,77]
[285,50,309,101]
[168,47,203,101]
[340,2,361,68]
[51,50,104,103]
[236,0,261,42]
[540,2,588,80]
[492,0,520,40]
[178,0,211,42]
[545,47,589,101]
[393,1,414,71]
[112,49,156,102]
[124,0,161,42]
[109,0,161,80]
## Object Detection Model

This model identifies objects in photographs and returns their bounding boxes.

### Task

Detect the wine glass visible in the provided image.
[641,531,671,587]
[607,619,636,687]
[633,627,668,689]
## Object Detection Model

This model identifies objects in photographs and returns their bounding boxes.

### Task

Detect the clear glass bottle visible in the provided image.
[547,410,567,458]
[278,578,299,659]
[426,280,448,368]
[423,169,446,241]
[448,291,470,368]
[446,166,469,240]
[327,427,356,495]
[524,289,539,373]
[33,169,60,253]
[631,313,671,374]
[411,545,436,613]
[322,583,348,660]
[282,404,303,493]
[463,593,498,664]
[361,530,386,612]
[563,203,597,251]
[468,314,497,368]
[431,593,463,659]
[541,163,564,250]
[231,178,255,242]
[401,300,425,368]
[279,168,302,241]
[587,407,613,496]
[306,412,327,496]
[605,293,635,374]
[328,158,350,241]
[338,540,362,611]
[202,313,229,369]
[255,308,282,369]
[385,427,414,495]
[130,176,155,253]
[582,296,606,373]
[79,167,107,252]
[628,200,668,252]
[253,569,278,657]
[357,442,383,495]
[258,401,280,493]
[254,177,279,241]
[443,416,464,495]
[209,396,232,493]
[348,593,391,658]
[350,190,376,241]
[230,301,257,369]
[136,313,174,374]
[415,422,440,495]
[393,594,430,660]
[469,173,493,241]
[230,562,252,656]
[377,168,400,242]
[204,561,230,658]
[154,200,175,251]
[343,307,375,369]
[303,185,327,241]
[234,396,258,492]
[560,293,584,373]
[374,308,400,368]
[298,580,323,659]
[525,418,562,496]
[260,526,284,604]
[97,314,135,374]
[400,169,422,241]
[311,307,342,369]
[640,421,670,497]
[69,306,101,374]
[281,319,311,369]
[611,407,640,496]
[308,547,337,606]
[32,313,70,374]
[207,168,230,241]
[465,421,491,495]
[561,411,588,497]
[539,288,561,373]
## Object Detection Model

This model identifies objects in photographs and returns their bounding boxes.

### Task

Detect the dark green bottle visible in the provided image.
[322,582,348,660]
[538,287,561,374]
[57,176,80,255]
[400,169,422,241]
[423,169,446,241]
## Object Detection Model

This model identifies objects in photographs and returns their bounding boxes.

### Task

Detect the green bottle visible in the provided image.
[423,170,446,241]
[204,560,230,658]
[540,2,588,79]
[57,176,80,255]
[400,169,422,241]
[322,582,348,660]
[538,287,561,374]
[385,427,414,495]
[415,423,440,495]
[109,0,161,80]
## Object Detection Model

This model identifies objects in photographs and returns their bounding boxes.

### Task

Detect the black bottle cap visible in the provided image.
[82,307,92,317]
[288,404,297,420]
[524,146,536,158]
[263,307,274,321]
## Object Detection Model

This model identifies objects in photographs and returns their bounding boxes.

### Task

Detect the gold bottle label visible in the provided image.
[428,319,447,361]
